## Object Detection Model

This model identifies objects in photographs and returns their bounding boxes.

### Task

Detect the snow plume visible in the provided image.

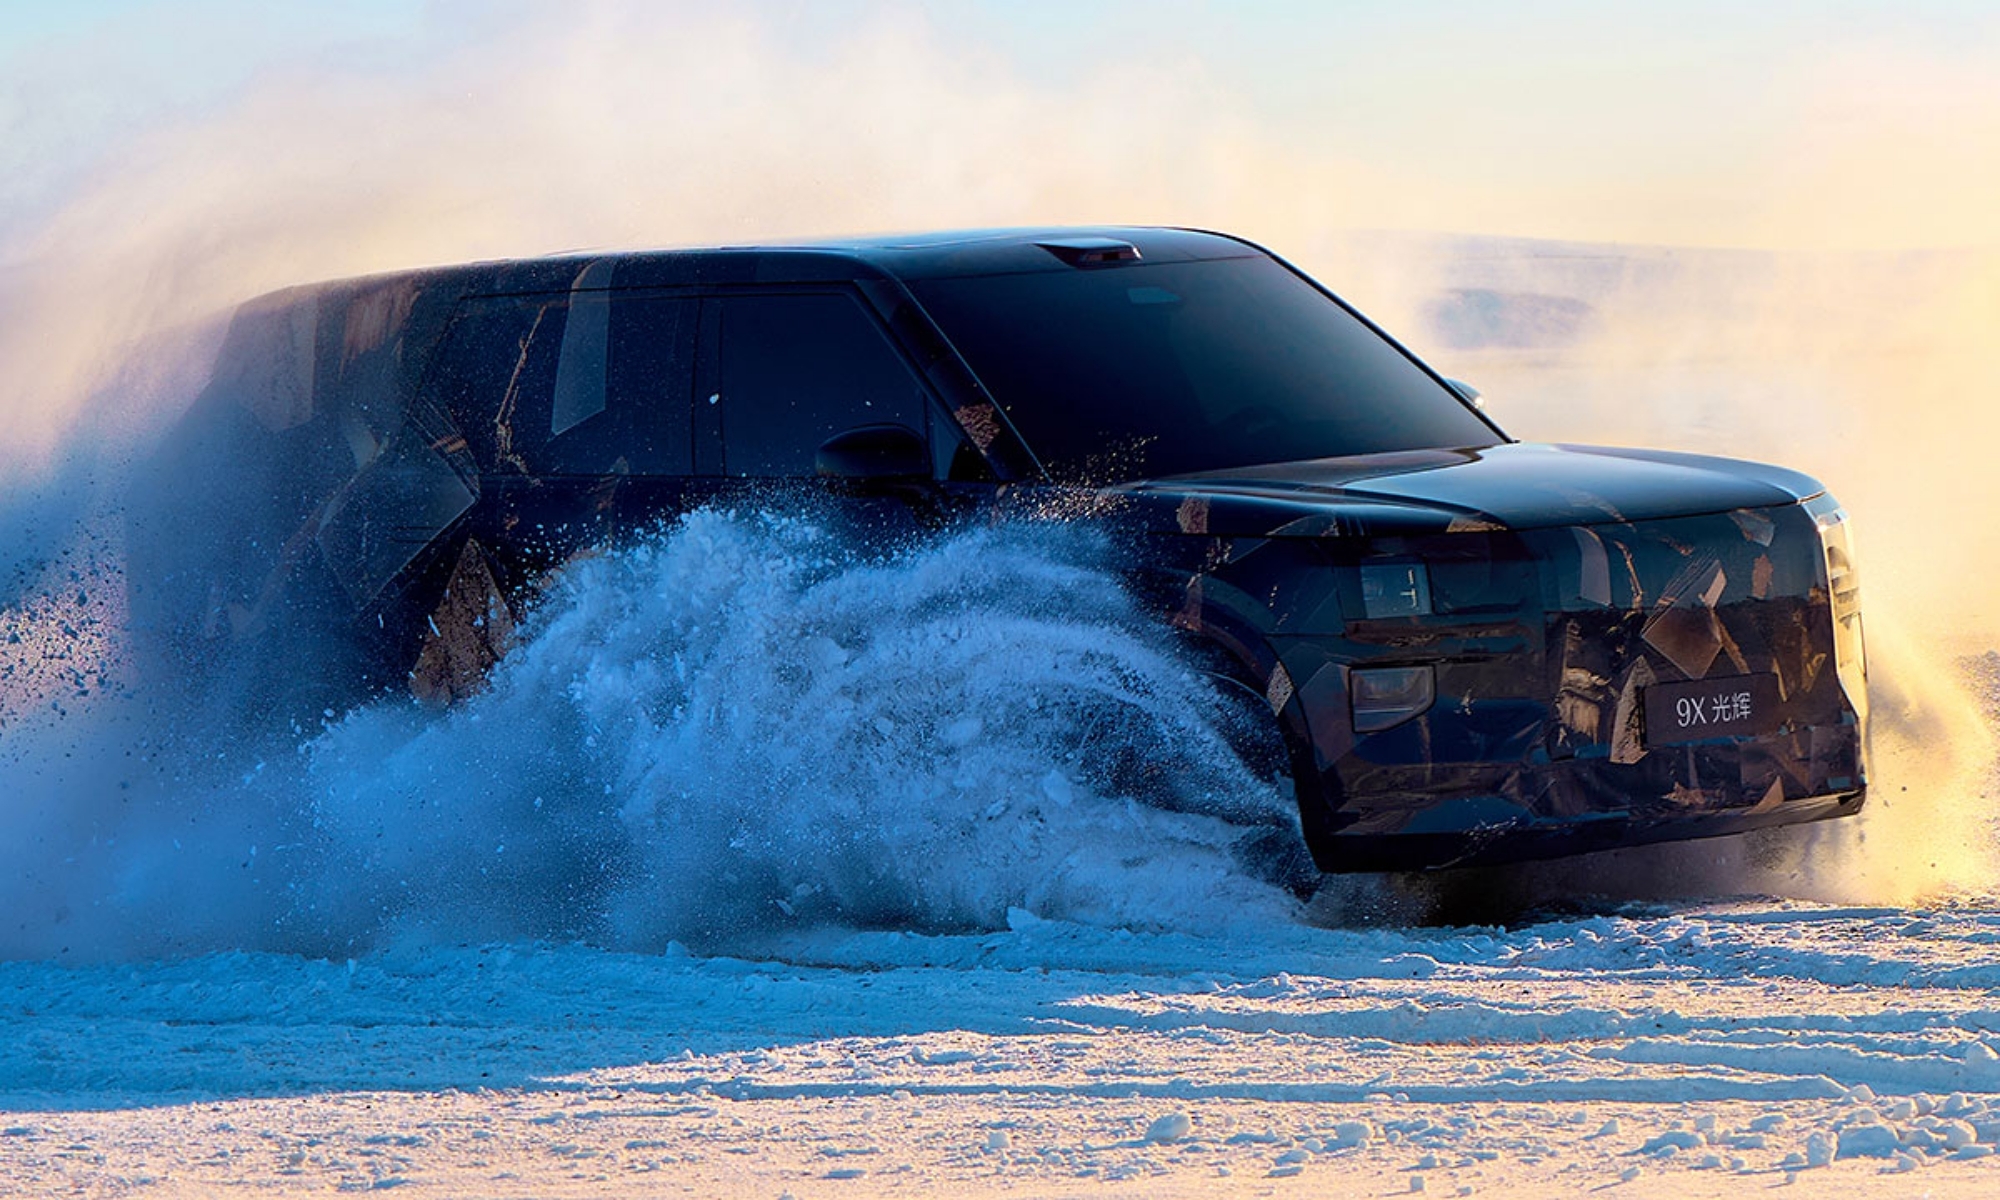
[0,0,1324,958]
[0,2,1340,486]
[0,511,1300,960]
[0,1,1377,959]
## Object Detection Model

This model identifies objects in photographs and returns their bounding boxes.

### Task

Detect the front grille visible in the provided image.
[1529,505,1841,762]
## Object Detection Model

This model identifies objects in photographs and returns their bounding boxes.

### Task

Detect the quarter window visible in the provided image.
[428,296,566,476]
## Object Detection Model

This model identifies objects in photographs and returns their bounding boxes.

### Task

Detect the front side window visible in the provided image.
[911,255,1501,483]
[716,292,929,477]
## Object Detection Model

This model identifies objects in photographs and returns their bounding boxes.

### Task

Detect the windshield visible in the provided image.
[912,255,1501,483]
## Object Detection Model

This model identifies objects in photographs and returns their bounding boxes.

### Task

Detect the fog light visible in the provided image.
[1360,561,1432,618]
[1352,665,1435,732]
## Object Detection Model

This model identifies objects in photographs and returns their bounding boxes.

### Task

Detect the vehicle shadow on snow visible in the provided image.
[1327,817,1865,930]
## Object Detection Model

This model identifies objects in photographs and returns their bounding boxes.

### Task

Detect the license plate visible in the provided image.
[1642,675,1780,745]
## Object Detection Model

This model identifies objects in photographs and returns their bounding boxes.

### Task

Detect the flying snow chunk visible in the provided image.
[1039,768,1075,807]
[1004,907,1045,932]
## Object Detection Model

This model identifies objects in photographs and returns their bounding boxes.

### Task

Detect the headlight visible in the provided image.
[1813,504,1868,718]
[1359,561,1432,619]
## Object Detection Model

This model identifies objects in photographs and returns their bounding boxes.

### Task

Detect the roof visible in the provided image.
[706,225,1265,280]
[258,226,1270,308]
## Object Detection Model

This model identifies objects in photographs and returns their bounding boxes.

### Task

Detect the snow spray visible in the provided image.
[0,509,1303,959]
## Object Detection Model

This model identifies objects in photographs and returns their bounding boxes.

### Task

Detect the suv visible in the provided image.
[127,227,1868,871]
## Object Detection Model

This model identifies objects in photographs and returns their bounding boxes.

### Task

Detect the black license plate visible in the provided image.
[1643,675,1780,746]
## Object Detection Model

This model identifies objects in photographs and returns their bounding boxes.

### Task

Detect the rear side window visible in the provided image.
[427,293,694,476]
[716,292,929,477]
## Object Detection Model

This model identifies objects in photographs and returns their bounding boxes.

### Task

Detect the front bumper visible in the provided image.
[1302,787,1865,873]
[1252,503,1869,872]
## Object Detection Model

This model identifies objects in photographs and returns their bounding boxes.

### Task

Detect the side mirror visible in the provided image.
[1444,378,1483,408]
[816,423,930,482]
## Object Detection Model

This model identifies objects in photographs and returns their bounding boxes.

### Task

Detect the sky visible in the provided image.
[3,0,1996,252]
[0,0,1996,477]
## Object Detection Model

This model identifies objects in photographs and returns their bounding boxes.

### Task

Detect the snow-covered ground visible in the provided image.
[9,903,2000,1195]
[6,238,2000,1197]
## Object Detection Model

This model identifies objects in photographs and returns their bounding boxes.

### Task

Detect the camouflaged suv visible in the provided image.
[129,227,1868,871]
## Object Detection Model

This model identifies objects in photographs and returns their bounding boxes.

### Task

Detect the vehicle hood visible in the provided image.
[1116,442,1825,537]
